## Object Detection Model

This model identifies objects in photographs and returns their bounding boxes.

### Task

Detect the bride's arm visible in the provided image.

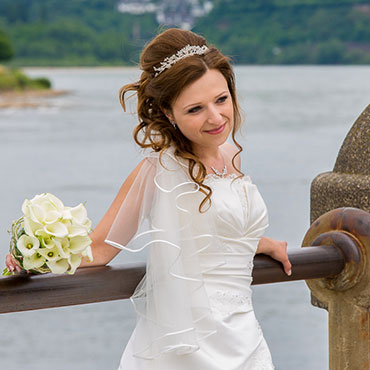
[256,237,292,276]
[80,160,145,267]
[5,160,146,272]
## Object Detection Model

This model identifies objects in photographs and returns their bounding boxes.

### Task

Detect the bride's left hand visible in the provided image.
[5,253,22,274]
[256,237,292,276]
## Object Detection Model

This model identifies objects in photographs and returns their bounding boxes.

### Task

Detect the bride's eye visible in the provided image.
[217,95,228,104]
[188,106,201,114]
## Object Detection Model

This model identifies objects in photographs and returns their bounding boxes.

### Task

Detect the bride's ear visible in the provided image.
[161,108,174,123]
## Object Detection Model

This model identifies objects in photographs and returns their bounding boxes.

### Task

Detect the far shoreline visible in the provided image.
[22,65,140,71]
[0,89,68,109]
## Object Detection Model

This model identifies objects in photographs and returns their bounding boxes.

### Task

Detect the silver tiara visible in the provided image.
[153,44,209,77]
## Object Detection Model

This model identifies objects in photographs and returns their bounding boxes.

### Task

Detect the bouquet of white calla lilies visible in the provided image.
[3,193,93,276]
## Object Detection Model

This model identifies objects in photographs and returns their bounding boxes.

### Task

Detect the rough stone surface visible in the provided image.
[311,172,370,223]
[334,104,370,176]
[310,104,370,223]
[307,104,370,369]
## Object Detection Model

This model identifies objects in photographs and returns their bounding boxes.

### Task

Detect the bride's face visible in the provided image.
[168,69,234,154]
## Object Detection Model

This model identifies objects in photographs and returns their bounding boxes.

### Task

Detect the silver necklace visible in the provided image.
[210,164,227,178]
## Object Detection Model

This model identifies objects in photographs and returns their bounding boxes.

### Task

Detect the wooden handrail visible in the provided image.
[0,245,345,314]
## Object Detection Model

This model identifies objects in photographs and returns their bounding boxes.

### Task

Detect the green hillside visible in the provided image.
[0,0,159,66]
[194,0,370,64]
[0,0,369,66]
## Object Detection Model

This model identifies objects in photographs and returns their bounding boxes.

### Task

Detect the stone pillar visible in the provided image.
[310,104,370,222]
[305,104,370,369]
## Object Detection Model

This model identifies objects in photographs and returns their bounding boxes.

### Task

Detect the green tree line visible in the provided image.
[0,0,369,66]
[0,30,14,62]
[0,0,158,66]
[195,0,370,64]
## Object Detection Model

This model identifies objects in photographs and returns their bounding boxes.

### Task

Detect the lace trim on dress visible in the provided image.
[248,344,275,370]
[204,173,240,181]
[208,290,253,318]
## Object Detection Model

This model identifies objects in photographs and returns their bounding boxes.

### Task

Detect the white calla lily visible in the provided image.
[27,194,42,207]
[46,258,69,274]
[54,237,71,259]
[45,193,65,212]
[28,194,49,213]
[82,218,92,233]
[69,235,92,254]
[68,224,88,237]
[62,207,72,220]
[81,245,93,262]
[23,216,43,237]
[25,193,64,224]
[68,254,82,274]
[23,252,46,271]
[44,210,62,225]
[17,234,40,256]
[44,222,69,238]
[29,204,46,224]
[69,203,88,225]
[35,230,56,249]
[38,245,60,261]
[21,199,31,217]
[62,219,72,228]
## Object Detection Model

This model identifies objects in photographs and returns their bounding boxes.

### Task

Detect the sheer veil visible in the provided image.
[105,148,227,360]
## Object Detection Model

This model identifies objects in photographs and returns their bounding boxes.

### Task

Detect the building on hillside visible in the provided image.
[117,0,213,30]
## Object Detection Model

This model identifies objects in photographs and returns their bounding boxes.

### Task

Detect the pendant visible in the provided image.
[211,165,227,178]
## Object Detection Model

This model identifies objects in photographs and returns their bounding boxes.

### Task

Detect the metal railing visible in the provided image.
[0,244,344,314]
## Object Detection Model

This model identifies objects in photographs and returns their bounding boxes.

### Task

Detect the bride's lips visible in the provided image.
[204,123,226,135]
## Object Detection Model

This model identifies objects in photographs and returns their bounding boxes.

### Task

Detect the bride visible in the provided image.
[6,28,291,369]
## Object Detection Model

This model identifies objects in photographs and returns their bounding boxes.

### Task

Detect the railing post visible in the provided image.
[303,208,370,369]
[306,103,370,369]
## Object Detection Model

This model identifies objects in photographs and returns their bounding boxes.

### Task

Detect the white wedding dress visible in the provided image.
[105,152,275,370]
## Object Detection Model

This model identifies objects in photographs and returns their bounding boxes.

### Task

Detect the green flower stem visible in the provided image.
[2,267,13,276]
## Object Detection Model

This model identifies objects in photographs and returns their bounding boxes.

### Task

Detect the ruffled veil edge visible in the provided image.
[105,149,226,360]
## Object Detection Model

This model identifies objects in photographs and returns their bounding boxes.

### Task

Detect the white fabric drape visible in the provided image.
[105,149,227,360]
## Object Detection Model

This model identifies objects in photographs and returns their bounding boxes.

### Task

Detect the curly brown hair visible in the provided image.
[120,28,243,212]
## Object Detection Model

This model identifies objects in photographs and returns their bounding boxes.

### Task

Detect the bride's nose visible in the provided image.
[206,104,223,124]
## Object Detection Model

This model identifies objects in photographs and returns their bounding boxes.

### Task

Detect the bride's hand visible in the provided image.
[256,237,292,276]
[5,253,22,274]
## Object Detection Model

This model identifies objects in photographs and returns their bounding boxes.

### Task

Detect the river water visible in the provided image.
[0,66,369,370]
